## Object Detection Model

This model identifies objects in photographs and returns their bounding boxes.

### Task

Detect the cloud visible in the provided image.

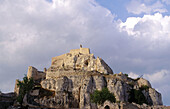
[120,13,170,42]
[0,0,116,92]
[144,70,170,84]
[162,0,170,5]
[126,0,167,14]
[128,72,139,79]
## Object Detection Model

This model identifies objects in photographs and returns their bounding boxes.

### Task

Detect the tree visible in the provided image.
[17,75,34,107]
[90,87,116,105]
[128,89,148,105]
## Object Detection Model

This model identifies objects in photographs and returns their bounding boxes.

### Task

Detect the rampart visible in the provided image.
[70,47,90,55]
[27,66,46,81]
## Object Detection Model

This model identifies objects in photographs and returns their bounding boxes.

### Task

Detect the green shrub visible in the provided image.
[17,75,34,106]
[125,74,128,77]
[140,85,149,91]
[134,78,140,81]
[90,87,116,105]
[128,89,148,105]
[128,82,134,87]
[116,101,121,103]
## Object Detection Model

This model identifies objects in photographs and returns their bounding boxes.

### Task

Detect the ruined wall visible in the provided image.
[14,80,19,96]
[70,47,90,54]
[27,66,46,81]
[47,47,113,79]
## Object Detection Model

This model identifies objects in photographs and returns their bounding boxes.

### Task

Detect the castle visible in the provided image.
[26,45,113,81]
[14,46,163,109]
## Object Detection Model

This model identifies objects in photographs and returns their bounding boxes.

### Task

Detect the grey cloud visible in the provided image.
[162,0,170,5]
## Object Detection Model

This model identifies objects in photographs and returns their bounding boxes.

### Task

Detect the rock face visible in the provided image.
[142,88,163,105]
[15,46,163,109]
[137,78,152,88]
[99,101,167,109]
[0,92,16,109]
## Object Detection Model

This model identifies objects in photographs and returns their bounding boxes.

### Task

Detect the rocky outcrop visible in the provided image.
[142,88,163,105]
[99,101,167,109]
[107,78,129,102]
[149,88,163,105]
[137,78,152,88]
[13,46,164,109]
[0,92,16,109]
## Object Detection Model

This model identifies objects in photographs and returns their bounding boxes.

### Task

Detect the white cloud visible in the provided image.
[0,0,116,92]
[128,72,139,79]
[144,70,170,84]
[119,13,170,43]
[126,0,167,14]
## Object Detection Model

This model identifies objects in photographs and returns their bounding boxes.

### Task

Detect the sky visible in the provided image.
[0,0,170,105]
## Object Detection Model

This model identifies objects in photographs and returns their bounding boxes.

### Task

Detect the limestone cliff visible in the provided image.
[14,46,164,109]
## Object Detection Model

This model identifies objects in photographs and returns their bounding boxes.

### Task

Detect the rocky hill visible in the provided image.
[9,46,166,109]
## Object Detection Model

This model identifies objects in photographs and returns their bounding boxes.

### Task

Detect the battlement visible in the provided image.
[70,45,90,54]
[27,66,46,81]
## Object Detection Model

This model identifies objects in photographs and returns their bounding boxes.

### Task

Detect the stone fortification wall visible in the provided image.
[70,47,90,55]
[51,54,66,66]
[27,66,46,81]
[14,66,46,95]
[14,80,19,96]
[46,47,113,79]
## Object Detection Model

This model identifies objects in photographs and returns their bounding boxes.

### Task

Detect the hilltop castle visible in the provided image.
[14,46,163,109]
[26,45,113,81]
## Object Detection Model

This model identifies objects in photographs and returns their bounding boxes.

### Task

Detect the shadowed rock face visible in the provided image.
[0,92,16,109]
[13,46,163,109]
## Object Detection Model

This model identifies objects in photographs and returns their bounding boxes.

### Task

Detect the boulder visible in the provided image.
[137,78,152,88]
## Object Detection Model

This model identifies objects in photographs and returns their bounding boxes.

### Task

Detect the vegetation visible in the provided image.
[140,85,149,91]
[134,78,140,81]
[127,82,134,87]
[128,89,148,105]
[125,74,128,77]
[116,101,121,103]
[90,87,116,105]
[17,75,34,107]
